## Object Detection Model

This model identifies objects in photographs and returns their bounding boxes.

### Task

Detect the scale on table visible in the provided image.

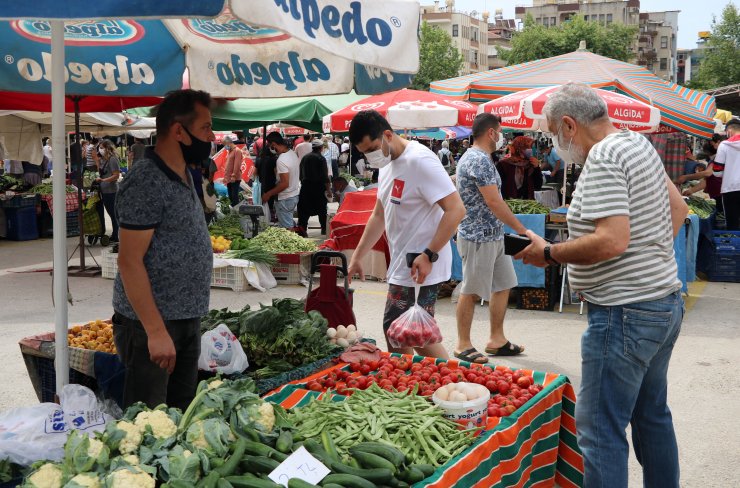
[238,204,265,238]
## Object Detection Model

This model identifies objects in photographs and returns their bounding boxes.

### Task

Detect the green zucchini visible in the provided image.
[224,476,282,488]
[411,464,435,478]
[287,479,319,488]
[241,455,280,475]
[276,431,294,454]
[398,466,426,483]
[321,474,376,488]
[351,450,397,474]
[330,461,393,483]
[351,442,406,468]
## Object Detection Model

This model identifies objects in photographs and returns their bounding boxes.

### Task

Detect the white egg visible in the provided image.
[347,324,357,332]
[326,328,337,339]
[336,325,348,338]
[436,388,449,401]
[336,338,350,348]
[346,331,358,343]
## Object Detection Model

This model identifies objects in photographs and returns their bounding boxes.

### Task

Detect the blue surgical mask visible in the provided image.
[524,148,533,158]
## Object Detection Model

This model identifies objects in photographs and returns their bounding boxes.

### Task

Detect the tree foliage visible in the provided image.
[411,21,464,91]
[501,14,638,65]
[688,3,740,90]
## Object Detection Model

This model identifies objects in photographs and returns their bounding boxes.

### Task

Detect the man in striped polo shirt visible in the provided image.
[515,83,688,488]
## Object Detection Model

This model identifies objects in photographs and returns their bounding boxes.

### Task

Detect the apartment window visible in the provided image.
[543,17,549,27]
[452,24,458,37]
[471,50,478,64]
[584,15,589,21]
[551,17,556,26]
[661,36,668,49]
[599,14,605,24]
[606,13,612,25]
[536,17,542,24]
[660,58,668,70]
[472,27,478,42]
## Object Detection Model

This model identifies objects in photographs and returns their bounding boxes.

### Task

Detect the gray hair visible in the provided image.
[442,141,449,148]
[543,83,608,126]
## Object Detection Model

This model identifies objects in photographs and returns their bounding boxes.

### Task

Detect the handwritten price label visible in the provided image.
[268,446,330,486]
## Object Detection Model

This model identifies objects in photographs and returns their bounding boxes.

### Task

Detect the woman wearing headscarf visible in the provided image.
[497,135,543,200]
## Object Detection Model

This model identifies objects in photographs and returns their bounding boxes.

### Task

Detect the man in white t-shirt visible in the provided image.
[716,118,740,230]
[295,134,312,160]
[263,133,301,228]
[347,110,466,358]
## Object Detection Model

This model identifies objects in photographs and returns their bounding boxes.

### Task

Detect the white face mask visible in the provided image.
[495,131,505,151]
[553,122,587,166]
[98,147,105,157]
[365,136,392,169]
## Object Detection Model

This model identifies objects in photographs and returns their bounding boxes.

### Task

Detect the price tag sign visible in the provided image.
[268,446,331,487]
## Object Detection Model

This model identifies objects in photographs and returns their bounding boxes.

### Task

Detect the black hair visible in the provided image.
[303,134,311,141]
[348,110,392,146]
[471,113,501,139]
[154,89,213,137]
[711,134,724,143]
[726,118,740,131]
[266,132,288,147]
[332,176,348,184]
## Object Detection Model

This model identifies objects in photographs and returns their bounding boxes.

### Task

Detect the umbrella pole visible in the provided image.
[51,20,69,396]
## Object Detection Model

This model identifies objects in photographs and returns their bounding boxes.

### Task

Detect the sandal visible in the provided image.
[454,348,489,364]
[485,341,525,357]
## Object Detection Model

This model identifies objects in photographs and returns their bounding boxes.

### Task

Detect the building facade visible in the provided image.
[677,31,711,85]
[514,0,680,82]
[420,0,490,75]
[487,11,516,70]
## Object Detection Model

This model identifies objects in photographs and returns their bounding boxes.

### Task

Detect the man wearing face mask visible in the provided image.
[515,83,688,488]
[113,89,215,410]
[222,136,243,207]
[347,110,466,358]
[263,132,301,229]
[454,113,527,364]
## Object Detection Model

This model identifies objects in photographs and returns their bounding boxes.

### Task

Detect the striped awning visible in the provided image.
[431,51,717,138]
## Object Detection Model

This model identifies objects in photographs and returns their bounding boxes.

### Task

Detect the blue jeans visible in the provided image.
[577,290,683,488]
[276,195,298,228]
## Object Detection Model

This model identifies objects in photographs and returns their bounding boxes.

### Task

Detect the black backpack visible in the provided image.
[440,151,449,167]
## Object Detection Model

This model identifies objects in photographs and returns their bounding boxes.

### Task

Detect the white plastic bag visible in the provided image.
[198,324,249,374]
[0,384,112,465]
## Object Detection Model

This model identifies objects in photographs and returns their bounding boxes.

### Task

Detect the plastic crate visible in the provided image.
[1,193,39,208]
[5,206,39,241]
[101,248,118,280]
[271,253,303,285]
[20,352,98,403]
[66,210,80,237]
[211,264,249,291]
[706,252,740,283]
[712,231,740,254]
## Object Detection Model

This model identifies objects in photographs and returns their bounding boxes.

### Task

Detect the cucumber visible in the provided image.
[216,437,249,476]
[385,479,410,488]
[276,431,294,454]
[242,440,288,462]
[302,440,334,466]
[225,477,282,488]
[196,471,221,488]
[320,430,340,463]
[330,461,393,484]
[320,485,344,488]
[411,464,435,478]
[351,451,397,474]
[321,474,376,488]
[351,442,406,468]
[241,455,280,475]
[217,479,235,488]
[287,479,319,488]
[398,466,425,483]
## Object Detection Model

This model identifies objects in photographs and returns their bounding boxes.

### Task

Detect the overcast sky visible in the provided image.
[449,0,731,49]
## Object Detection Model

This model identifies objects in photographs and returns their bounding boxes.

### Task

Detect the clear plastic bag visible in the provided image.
[387,284,443,348]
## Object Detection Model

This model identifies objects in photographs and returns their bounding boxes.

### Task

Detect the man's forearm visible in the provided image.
[118,258,167,337]
[427,206,465,253]
[550,233,620,265]
[353,213,386,260]
[489,200,526,234]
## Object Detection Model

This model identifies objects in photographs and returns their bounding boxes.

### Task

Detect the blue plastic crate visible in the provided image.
[66,210,80,237]
[707,252,740,283]
[5,206,38,241]
[713,231,740,255]
[1,193,39,208]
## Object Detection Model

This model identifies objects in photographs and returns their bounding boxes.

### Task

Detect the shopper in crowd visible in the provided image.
[22,160,44,186]
[678,135,725,213]
[297,139,332,235]
[339,141,350,169]
[515,83,687,488]
[437,140,455,168]
[347,110,465,358]
[327,135,340,178]
[320,138,334,179]
[715,118,740,230]
[42,137,53,174]
[85,138,97,171]
[540,142,564,183]
[263,132,301,228]
[95,139,121,243]
[113,89,214,410]
[454,113,527,364]
[332,176,357,205]
[498,135,543,200]
[128,138,146,168]
[295,134,312,160]
[254,137,278,220]
[222,136,243,207]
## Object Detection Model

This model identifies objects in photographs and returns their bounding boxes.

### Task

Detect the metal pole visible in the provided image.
[75,99,85,270]
[51,21,69,394]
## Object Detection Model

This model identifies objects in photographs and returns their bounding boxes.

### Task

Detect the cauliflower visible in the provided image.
[64,473,100,488]
[207,380,224,390]
[121,455,139,466]
[254,402,275,432]
[133,410,177,440]
[25,463,63,488]
[185,418,233,458]
[115,421,142,454]
[105,467,154,488]
[86,439,104,459]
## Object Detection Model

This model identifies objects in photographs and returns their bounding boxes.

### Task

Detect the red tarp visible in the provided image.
[212,144,253,182]
[325,189,390,263]
[0,91,161,112]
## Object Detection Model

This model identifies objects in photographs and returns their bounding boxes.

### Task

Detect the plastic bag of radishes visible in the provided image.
[387,285,443,348]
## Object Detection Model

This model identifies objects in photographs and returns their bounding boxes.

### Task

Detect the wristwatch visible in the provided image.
[544,246,560,266]
[423,248,439,263]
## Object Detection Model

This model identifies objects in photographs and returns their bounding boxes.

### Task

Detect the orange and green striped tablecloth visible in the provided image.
[263,353,584,488]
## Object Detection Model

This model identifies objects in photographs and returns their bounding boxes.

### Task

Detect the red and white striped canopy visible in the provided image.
[477,85,661,133]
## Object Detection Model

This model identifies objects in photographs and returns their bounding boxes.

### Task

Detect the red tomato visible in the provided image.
[307,381,322,392]
[349,362,362,372]
[428,364,439,374]
[359,364,372,375]
[466,373,478,382]
[367,360,379,371]
[421,357,435,366]
[513,399,523,408]
[355,377,367,389]
[324,378,336,389]
[420,372,431,382]
[365,376,377,386]
[517,376,532,388]
[488,406,499,417]
[451,373,462,383]
[396,375,410,385]
[512,370,524,382]
[504,405,516,414]
[529,385,540,396]
[439,367,452,377]
[398,358,412,371]
[411,363,423,373]
[497,381,510,395]
[396,384,408,392]
[494,396,508,406]
[379,379,393,389]
[390,358,400,369]
[441,377,454,386]
[485,380,498,392]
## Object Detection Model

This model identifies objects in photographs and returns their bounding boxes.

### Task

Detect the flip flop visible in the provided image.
[485,341,524,357]
[454,348,489,364]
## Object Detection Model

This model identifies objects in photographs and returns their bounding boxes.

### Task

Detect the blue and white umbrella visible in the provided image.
[0,0,421,395]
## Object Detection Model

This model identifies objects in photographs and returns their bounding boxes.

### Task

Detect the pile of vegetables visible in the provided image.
[208,214,244,241]
[326,324,363,348]
[28,183,77,195]
[201,299,339,379]
[82,171,99,189]
[291,383,476,467]
[0,458,22,484]
[339,172,371,188]
[505,199,550,215]
[210,235,232,253]
[250,227,318,254]
[685,195,715,219]
[67,320,116,354]
[221,238,278,266]
[0,174,27,192]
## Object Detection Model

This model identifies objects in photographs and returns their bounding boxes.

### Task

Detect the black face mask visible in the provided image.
[179,126,212,164]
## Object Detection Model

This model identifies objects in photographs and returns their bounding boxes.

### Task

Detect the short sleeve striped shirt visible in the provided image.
[566,131,681,306]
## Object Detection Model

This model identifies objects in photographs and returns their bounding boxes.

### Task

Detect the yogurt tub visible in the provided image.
[432,382,489,432]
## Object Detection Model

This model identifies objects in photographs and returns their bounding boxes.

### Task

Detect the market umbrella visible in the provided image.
[431,49,716,139]
[402,125,472,140]
[477,85,661,133]
[322,88,479,132]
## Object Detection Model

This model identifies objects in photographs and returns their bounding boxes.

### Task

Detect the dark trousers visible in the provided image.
[298,205,327,234]
[227,181,241,207]
[331,159,339,180]
[723,190,740,231]
[97,192,119,240]
[112,313,201,411]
